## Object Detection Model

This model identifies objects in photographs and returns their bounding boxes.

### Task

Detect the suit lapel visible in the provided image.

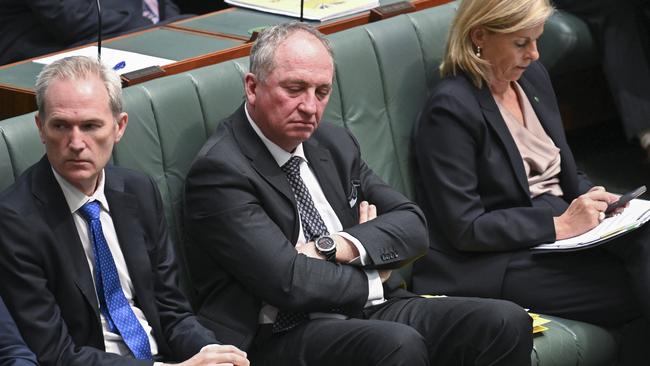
[231,105,301,241]
[104,171,154,314]
[304,138,355,227]
[31,157,100,318]
[517,73,563,147]
[518,67,581,199]
[476,85,530,198]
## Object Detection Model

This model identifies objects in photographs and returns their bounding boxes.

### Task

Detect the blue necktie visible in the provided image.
[78,201,152,360]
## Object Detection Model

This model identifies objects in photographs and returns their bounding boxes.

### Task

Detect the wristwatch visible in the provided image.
[315,235,337,262]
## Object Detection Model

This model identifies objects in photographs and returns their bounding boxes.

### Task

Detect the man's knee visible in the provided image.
[372,322,428,366]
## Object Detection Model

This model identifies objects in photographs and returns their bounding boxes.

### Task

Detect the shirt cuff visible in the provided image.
[337,231,369,265]
[364,269,385,307]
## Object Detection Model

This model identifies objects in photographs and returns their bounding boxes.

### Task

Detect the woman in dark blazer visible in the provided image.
[411,0,650,329]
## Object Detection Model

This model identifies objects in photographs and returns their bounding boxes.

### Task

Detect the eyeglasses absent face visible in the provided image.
[245,31,334,152]
[36,76,127,195]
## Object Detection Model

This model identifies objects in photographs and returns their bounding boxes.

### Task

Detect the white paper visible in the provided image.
[532,198,650,251]
[225,0,379,22]
[33,46,175,75]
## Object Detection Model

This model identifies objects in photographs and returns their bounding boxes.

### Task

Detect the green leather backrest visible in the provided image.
[325,3,456,199]
[0,2,594,295]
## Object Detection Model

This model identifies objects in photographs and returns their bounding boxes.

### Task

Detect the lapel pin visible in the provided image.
[534,96,540,103]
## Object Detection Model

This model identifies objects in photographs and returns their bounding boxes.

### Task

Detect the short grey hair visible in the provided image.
[249,22,334,83]
[35,56,123,120]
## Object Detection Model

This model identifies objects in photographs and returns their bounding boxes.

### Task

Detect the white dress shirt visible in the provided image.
[52,169,159,358]
[245,105,385,325]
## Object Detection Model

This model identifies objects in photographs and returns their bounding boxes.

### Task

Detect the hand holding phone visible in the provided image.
[605,185,646,214]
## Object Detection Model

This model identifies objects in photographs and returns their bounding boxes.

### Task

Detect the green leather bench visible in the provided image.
[0,2,634,365]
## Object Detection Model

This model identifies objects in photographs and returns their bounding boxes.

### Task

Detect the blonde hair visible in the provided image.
[440,0,554,88]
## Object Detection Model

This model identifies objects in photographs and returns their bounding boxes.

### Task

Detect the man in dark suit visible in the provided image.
[184,22,533,365]
[0,295,37,366]
[0,0,183,65]
[0,56,248,366]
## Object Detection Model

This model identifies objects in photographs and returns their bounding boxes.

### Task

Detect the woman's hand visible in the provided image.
[553,186,618,240]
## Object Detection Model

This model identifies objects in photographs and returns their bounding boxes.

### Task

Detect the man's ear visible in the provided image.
[470,27,486,49]
[244,73,257,107]
[35,114,46,144]
[114,112,129,143]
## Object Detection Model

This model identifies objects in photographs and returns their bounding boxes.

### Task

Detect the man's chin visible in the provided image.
[58,168,99,189]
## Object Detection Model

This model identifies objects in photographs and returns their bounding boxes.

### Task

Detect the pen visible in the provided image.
[112,61,126,71]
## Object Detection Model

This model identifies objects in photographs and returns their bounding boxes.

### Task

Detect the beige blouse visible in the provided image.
[496,82,563,198]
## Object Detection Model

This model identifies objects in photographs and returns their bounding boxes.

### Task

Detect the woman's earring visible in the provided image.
[476,46,482,58]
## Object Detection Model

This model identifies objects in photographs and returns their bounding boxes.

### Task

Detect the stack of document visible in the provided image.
[532,199,650,252]
[226,0,379,21]
[529,313,551,334]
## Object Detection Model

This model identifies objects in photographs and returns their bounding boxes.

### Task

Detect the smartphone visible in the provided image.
[605,185,646,214]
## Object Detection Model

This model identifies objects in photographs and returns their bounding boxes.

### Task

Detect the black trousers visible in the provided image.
[248,296,532,366]
[554,0,650,140]
[500,223,650,327]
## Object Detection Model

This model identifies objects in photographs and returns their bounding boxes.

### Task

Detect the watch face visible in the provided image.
[316,236,336,251]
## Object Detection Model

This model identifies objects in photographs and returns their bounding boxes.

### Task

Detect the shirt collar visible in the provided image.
[244,102,307,167]
[52,168,110,214]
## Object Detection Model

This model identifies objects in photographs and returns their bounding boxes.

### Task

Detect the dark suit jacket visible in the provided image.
[0,296,37,366]
[411,61,593,298]
[0,157,216,366]
[184,104,427,350]
[0,0,180,65]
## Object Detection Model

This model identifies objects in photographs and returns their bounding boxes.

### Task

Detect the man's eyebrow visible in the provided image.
[281,79,308,85]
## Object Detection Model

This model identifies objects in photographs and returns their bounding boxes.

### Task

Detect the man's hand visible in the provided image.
[295,201,378,261]
[378,269,392,283]
[295,241,322,259]
[163,344,249,366]
[358,201,377,224]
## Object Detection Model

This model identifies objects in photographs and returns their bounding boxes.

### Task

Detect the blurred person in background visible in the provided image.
[0,0,184,65]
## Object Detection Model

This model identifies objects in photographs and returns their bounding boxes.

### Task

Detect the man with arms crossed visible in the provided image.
[0,56,248,366]
[184,23,532,365]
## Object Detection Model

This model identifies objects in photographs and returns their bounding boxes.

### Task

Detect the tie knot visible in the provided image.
[78,200,101,222]
[282,156,302,176]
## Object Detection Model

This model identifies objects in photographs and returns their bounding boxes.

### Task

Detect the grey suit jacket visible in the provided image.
[184,104,428,349]
[0,157,216,366]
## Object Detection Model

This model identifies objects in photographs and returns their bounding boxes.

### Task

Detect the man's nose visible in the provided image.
[298,92,318,115]
[68,127,85,151]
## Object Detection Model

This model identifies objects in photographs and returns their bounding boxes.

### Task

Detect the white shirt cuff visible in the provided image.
[337,231,369,265]
[364,269,385,307]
